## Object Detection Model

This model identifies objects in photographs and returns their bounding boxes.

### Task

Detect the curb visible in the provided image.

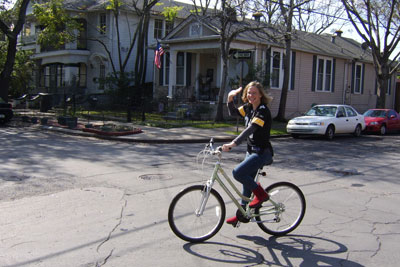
[41,125,235,143]
[40,125,289,143]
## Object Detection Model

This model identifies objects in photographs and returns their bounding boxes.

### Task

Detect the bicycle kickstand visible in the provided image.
[233,221,241,228]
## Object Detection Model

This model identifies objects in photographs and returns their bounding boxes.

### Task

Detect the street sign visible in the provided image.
[233,51,252,59]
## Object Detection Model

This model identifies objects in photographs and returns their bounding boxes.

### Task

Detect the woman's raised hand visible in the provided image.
[228,87,243,102]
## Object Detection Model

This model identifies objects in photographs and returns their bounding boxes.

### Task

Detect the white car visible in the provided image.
[287,104,365,140]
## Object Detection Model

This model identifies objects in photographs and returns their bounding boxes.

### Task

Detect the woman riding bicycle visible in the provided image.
[222,81,274,226]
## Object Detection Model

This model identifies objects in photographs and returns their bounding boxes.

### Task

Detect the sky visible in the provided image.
[175,0,399,61]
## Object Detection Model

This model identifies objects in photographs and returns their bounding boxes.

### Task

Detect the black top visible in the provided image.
[228,102,273,155]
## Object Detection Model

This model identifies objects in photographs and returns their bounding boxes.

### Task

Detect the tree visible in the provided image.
[191,0,266,121]
[253,0,344,121]
[0,41,34,98]
[341,0,400,108]
[293,0,347,34]
[88,0,161,122]
[33,0,81,49]
[0,0,30,102]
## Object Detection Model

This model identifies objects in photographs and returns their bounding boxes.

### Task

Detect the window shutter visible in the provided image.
[388,76,392,95]
[265,48,271,87]
[332,58,336,92]
[186,53,192,86]
[290,51,296,90]
[351,62,355,93]
[361,63,365,94]
[375,79,377,95]
[311,55,317,91]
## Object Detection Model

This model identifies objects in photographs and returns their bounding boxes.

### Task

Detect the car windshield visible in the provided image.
[363,110,386,118]
[305,106,337,117]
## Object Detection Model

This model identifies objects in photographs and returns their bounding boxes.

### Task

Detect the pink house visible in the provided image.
[154,15,397,118]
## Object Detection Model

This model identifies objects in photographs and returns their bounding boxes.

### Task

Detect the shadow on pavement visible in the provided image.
[183,235,363,266]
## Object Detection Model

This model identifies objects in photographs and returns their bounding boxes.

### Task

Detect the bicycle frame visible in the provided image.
[197,151,278,222]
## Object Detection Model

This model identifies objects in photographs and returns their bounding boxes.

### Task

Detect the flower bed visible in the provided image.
[82,124,142,136]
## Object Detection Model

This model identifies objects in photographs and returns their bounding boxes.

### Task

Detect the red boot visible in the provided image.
[249,183,269,208]
[226,216,239,226]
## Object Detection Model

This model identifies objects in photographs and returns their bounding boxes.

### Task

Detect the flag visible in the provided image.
[154,42,165,69]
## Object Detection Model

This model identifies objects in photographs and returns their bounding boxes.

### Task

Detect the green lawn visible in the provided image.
[76,110,288,135]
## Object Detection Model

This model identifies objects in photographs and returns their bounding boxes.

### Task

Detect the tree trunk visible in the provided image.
[275,37,291,122]
[376,77,388,108]
[275,0,293,122]
[215,59,229,121]
[375,63,389,108]
[0,0,30,102]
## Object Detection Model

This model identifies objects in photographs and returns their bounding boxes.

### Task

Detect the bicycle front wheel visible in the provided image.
[168,185,226,243]
[255,182,306,236]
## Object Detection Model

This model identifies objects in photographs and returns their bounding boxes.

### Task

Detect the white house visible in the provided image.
[18,0,191,103]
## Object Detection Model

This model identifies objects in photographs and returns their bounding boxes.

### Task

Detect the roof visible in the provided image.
[163,14,374,63]
[63,0,192,18]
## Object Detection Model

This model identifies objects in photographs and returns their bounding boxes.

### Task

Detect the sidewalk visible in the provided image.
[12,109,244,143]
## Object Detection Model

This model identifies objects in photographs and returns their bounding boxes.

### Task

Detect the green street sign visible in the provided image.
[233,51,252,59]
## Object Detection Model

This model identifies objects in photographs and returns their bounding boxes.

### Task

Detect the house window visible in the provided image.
[154,19,163,39]
[316,57,333,92]
[43,66,50,87]
[23,21,31,36]
[271,51,280,88]
[165,20,174,36]
[176,52,185,85]
[99,13,106,35]
[41,64,64,88]
[269,49,284,89]
[353,63,363,94]
[79,63,86,87]
[266,49,296,90]
[190,23,201,36]
[77,19,87,49]
[56,65,64,87]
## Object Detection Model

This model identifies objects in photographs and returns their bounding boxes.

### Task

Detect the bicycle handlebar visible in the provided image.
[205,138,222,156]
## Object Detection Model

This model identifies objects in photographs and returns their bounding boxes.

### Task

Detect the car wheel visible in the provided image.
[380,125,386,135]
[353,124,362,137]
[325,125,335,140]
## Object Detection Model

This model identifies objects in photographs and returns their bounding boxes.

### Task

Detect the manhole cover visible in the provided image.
[4,175,31,181]
[351,183,365,187]
[328,169,360,176]
[138,174,172,180]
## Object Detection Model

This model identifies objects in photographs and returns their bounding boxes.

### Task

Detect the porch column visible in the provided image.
[168,50,177,98]
[195,53,200,99]
[218,54,225,89]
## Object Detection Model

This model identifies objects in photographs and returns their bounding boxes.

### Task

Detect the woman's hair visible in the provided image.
[241,81,273,105]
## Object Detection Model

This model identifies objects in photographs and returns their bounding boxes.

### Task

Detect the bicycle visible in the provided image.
[168,138,306,243]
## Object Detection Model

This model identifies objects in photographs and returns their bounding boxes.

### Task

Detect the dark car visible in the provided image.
[0,97,13,124]
[363,109,400,135]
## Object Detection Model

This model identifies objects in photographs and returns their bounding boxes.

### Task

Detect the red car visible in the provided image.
[363,109,400,135]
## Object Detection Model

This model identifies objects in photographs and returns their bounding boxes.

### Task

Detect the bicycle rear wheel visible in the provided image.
[168,185,226,243]
[255,182,306,236]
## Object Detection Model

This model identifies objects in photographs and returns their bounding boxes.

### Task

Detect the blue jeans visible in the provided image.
[232,150,273,205]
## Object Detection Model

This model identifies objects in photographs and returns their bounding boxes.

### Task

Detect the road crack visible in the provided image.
[95,190,127,266]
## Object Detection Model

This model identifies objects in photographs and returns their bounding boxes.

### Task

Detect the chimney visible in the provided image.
[335,30,343,37]
[331,35,336,43]
[253,12,262,22]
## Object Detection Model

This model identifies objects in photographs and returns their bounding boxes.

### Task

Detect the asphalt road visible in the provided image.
[1,126,399,266]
